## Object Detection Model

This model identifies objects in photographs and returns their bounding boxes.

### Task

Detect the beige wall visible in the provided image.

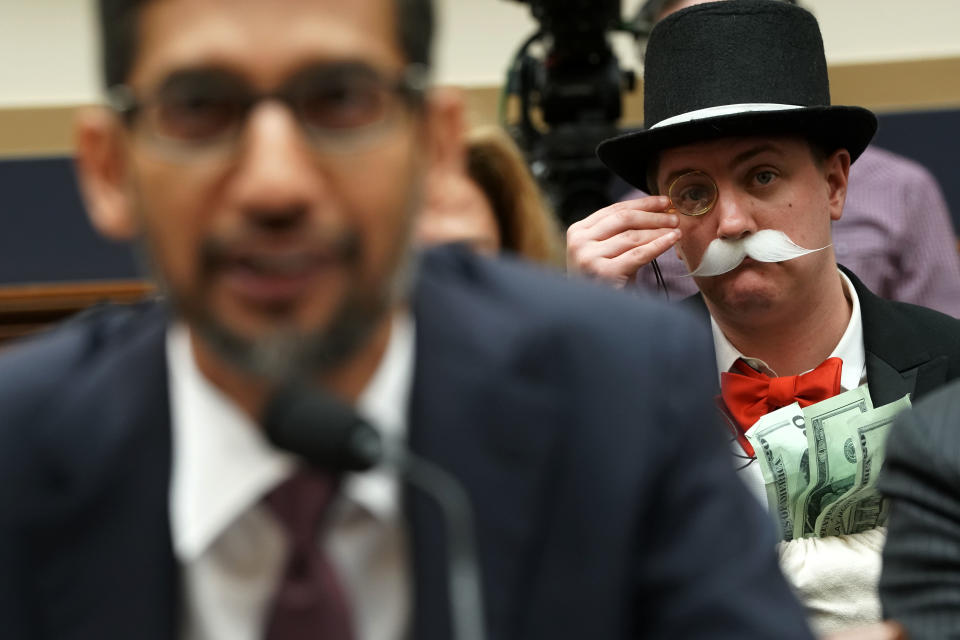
[436,0,960,87]
[812,0,960,64]
[0,0,100,107]
[1,0,959,155]
[2,0,960,107]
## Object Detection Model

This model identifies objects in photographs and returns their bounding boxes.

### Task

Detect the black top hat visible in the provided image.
[598,0,877,193]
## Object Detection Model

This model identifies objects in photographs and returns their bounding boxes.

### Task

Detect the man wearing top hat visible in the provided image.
[568,0,960,633]
[628,0,960,319]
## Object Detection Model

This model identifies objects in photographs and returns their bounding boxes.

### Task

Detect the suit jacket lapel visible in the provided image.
[406,252,562,640]
[843,266,949,406]
[32,304,178,640]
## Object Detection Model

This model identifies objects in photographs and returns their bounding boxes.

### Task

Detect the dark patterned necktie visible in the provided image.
[264,470,354,640]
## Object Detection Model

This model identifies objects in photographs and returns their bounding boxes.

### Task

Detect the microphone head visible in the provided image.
[262,383,383,472]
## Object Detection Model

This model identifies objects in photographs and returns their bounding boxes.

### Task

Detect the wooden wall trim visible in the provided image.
[0,280,153,312]
[0,280,155,344]
[0,105,82,158]
[3,56,960,156]
[829,57,960,112]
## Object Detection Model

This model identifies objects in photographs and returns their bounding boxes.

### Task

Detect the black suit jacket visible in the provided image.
[679,266,960,406]
[0,246,812,639]
[879,379,960,640]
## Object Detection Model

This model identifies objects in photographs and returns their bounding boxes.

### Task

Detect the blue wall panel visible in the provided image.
[1,108,958,285]
[0,156,139,284]
[873,109,960,232]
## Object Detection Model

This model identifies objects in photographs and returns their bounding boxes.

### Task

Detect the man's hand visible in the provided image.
[566,195,682,288]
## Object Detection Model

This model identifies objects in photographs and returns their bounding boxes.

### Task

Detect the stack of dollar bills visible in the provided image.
[744,385,912,541]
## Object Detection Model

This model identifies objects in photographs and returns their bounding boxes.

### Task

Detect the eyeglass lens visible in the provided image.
[148,70,247,144]
[139,62,412,152]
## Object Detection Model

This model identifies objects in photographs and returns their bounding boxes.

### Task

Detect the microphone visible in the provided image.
[263,382,383,472]
[262,383,487,640]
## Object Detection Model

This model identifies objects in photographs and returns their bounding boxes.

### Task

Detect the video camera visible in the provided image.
[505,0,637,227]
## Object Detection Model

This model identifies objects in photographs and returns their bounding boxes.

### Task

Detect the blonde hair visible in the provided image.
[465,127,564,266]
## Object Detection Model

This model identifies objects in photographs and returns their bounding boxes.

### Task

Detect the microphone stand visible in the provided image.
[262,384,487,640]
[387,445,486,640]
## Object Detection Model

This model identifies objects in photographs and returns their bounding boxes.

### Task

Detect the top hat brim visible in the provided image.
[597,105,877,194]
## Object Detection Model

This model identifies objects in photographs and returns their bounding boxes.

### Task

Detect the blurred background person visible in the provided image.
[628,0,960,318]
[879,378,960,639]
[418,125,564,266]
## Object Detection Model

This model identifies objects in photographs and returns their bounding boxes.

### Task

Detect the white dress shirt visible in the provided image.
[709,271,883,634]
[710,270,867,503]
[167,313,415,640]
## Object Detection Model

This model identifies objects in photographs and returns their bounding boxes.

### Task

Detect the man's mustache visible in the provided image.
[685,229,830,277]
[199,228,361,274]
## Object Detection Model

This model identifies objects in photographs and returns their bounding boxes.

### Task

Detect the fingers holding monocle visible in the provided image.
[566,197,681,286]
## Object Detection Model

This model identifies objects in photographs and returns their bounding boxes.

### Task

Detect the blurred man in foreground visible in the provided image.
[0,0,812,638]
[570,0,960,633]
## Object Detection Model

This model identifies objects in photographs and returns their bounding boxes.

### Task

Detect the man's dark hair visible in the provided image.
[97,0,434,88]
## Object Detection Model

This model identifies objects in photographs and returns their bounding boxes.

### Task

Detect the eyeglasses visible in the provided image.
[107,62,429,161]
[666,170,718,217]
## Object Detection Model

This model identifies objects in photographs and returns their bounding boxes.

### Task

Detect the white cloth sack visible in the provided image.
[777,527,886,636]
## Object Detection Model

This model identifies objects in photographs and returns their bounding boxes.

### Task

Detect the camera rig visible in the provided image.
[504,0,639,227]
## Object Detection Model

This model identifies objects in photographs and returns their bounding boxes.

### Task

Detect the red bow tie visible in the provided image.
[720,357,843,455]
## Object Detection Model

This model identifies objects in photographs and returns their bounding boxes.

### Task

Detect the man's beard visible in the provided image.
[138,197,421,385]
[684,229,830,277]
[191,257,415,383]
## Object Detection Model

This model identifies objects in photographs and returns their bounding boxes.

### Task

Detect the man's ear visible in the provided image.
[74,107,139,241]
[423,86,467,176]
[823,148,851,222]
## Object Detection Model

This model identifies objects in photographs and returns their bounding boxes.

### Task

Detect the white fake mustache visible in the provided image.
[685,229,830,277]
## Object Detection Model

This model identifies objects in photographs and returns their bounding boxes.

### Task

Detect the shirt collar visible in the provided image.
[711,269,865,390]
[168,312,416,562]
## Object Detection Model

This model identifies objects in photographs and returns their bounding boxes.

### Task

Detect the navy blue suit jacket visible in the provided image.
[0,246,812,639]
